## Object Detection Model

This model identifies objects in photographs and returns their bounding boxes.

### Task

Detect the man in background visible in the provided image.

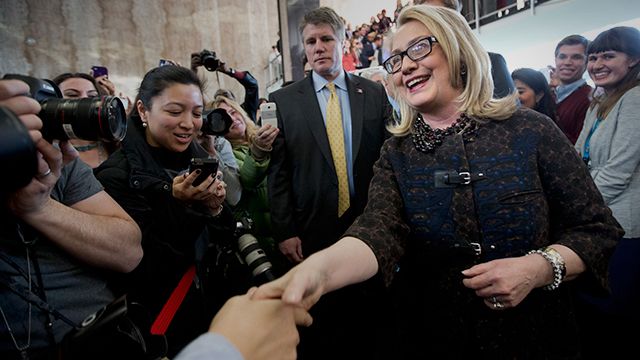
[549,34,591,144]
[267,6,391,359]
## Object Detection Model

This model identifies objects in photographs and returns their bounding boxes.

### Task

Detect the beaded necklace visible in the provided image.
[411,113,478,153]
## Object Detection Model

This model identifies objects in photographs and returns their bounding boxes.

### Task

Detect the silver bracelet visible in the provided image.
[527,247,566,291]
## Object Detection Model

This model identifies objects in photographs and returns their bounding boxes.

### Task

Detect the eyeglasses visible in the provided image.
[383,36,438,74]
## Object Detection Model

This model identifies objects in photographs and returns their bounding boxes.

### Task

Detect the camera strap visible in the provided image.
[0,259,78,330]
[150,264,196,335]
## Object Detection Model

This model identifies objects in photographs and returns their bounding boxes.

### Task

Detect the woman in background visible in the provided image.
[574,26,640,358]
[53,73,118,168]
[511,68,556,120]
[211,95,283,275]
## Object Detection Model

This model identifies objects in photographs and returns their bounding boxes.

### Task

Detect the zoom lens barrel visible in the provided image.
[237,233,275,284]
[39,96,127,142]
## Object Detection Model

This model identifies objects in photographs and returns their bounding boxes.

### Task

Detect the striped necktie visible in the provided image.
[325,82,350,216]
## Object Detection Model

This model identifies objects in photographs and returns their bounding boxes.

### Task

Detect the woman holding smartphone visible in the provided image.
[210,95,283,273]
[94,65,241,356]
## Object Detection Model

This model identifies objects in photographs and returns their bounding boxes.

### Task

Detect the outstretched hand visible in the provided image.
[251,262,326,311]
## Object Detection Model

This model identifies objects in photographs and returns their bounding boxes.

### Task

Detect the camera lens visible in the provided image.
[0,107,38,193]
[237,233,275,284]
[39,96,127,142]
[201,108,232,136]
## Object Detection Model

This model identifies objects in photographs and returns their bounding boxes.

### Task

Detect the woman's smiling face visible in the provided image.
[390,20,460,114]
[140,83,204,152]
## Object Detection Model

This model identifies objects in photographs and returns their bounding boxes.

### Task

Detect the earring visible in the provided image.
[142,121,148,128]
[460,64,467,76]
[460,64,467,83]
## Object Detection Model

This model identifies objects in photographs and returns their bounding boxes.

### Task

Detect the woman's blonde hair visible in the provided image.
[389,5,517,135]
[209,95,258,147]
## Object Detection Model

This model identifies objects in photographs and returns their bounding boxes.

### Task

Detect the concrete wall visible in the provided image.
[0,0,280,101]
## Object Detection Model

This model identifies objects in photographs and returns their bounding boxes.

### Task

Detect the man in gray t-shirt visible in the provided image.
[0,78,143,357]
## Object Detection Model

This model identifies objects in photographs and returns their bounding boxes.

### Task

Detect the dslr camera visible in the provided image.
[199,49,221,72]
[235,216,276,285]
[201,108,232,136]
[0,74,127,192]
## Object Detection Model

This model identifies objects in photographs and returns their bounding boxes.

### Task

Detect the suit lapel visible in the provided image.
[347,73,364,164]
[302,76,336,172]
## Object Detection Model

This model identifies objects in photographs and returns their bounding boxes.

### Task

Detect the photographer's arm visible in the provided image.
[16,190,143,273]
[218,62,260,122]
[9,139,142,273]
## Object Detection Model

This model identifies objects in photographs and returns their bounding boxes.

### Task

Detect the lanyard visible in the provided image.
[582,118,602,164]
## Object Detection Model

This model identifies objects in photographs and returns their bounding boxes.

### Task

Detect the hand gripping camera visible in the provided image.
[0,74,127,193]
[199,49,221,72]
[235,217,276,285]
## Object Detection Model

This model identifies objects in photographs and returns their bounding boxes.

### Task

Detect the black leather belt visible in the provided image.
[434,170,486,188]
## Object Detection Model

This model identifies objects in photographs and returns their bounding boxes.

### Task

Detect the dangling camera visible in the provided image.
[199,49,221,72]
[235,217,276,285]
[201,108,232,136]
[3,74,127,143]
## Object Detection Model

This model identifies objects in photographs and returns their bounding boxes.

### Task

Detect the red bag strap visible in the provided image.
[150,265,196,335]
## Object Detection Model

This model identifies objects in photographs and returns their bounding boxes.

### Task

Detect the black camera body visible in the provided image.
[235,217,276,285]
[201,108,232,136]
[0,106,38,193]
[199,49,220,72]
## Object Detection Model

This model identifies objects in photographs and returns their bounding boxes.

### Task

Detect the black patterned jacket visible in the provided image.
[345,108,622,358]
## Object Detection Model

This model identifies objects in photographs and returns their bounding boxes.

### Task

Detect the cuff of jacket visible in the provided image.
[250,142,271,161]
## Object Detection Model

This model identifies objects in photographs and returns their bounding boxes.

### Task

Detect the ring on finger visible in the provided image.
[490,296,498,304]
[493,301,504,309]
[37,168,52,178]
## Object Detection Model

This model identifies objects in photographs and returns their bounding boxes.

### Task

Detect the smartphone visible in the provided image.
[91,66,108,78]
[189,158,219,186]
[260,102,278,128]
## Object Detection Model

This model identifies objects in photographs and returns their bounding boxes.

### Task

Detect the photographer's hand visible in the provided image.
[0,79,43,143]
[190,52,203,72]
[217,61,229,73]
[8,137,62,217]
[59,140,79,164]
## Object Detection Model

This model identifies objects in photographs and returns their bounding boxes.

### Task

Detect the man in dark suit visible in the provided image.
[267,6,391,359]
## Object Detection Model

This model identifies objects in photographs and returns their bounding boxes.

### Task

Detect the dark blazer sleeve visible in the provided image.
[267,90,297,242]
[489,52,516,99]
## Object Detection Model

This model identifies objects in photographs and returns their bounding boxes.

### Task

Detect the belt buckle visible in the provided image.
[470,242,481,256]
[459,171,471,185]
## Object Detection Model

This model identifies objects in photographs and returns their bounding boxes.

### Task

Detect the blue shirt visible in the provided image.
[312,71,355,195]
[174,333,243,360]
